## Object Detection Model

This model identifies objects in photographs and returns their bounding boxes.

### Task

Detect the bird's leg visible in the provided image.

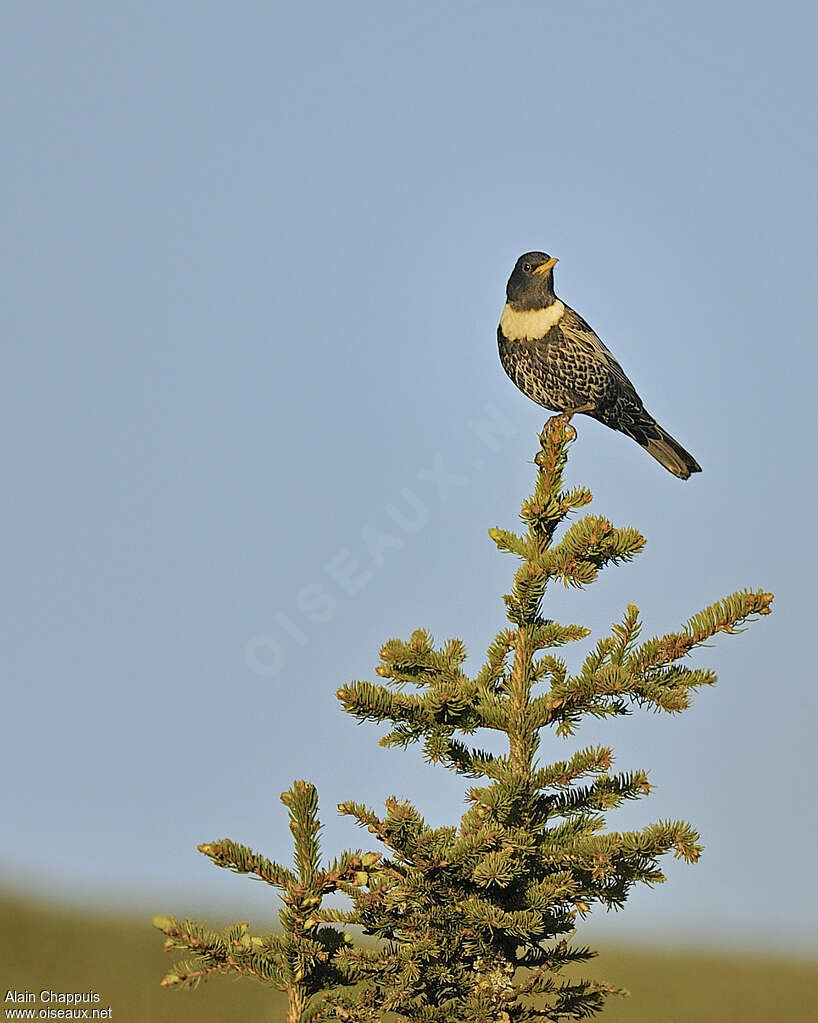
[560,401,596,422]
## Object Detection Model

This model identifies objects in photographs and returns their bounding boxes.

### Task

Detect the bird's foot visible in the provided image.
[541,403,595,444]
[541,417,577,444]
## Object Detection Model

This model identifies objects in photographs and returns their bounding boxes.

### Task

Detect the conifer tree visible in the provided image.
[155,417,772,1021]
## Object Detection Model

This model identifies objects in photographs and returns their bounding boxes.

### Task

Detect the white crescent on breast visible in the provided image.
[499,301,566,341]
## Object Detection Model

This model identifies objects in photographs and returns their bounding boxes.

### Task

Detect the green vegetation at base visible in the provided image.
[0,890,280,1023]
[585,944,818,1023]
[2,891,815,1023]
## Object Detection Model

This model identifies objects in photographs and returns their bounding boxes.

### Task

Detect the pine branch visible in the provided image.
[156,783,369,1021]
[541,515,646,588]
[281,780,322,887]
[197,839,296,888]
[533,747,614,790]
[153,916,286,989]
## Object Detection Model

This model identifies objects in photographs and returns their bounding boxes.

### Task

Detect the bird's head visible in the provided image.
[506,251,559,308]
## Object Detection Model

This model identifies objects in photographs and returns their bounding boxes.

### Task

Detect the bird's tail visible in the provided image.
[632,414,702,480]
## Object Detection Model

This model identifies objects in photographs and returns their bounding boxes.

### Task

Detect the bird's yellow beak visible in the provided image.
[533,256,559,276]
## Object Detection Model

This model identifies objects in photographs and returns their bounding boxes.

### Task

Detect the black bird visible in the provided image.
[497,251,702,479]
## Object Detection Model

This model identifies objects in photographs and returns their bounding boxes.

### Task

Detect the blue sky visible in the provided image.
[2,1,816,950]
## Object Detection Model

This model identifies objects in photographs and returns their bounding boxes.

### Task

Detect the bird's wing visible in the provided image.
[558,305,641,400]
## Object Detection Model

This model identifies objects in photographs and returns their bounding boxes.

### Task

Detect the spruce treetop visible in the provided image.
[156,417,772,1022]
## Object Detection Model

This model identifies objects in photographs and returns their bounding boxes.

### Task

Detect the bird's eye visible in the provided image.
[523,263,532,272]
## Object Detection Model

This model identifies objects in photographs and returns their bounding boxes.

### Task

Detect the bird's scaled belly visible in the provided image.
[506,348,590,413]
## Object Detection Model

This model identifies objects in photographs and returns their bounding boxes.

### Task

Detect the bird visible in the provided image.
[497,251,702,479]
